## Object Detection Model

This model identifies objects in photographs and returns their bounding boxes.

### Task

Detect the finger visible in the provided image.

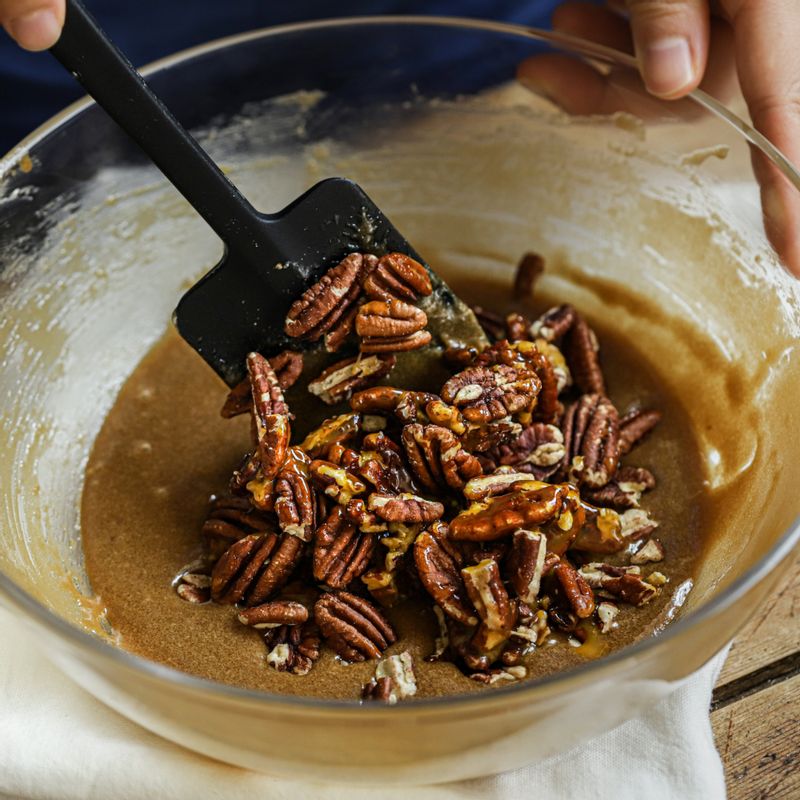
[626,0,710,99]
[722,0,800,275]
[517,17,734,118]
[552,1,634,53]
[1,0,64,50]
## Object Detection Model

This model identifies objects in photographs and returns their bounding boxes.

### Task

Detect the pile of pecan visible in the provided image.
[176,251,669,700]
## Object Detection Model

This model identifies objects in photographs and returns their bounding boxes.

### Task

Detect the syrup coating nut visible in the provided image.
[402,423,483,492]
[449,483,569,542]
[505,313,531,343]
[309,459,367,505]
[300,413,362,457]
[314,505,376,589]
[221,350,304,418]
[619,408,663,455]
[442,364,540,425]
[368,492,444,524]
[414,527,478,626]
[284,253,364,340]
[564,314,605,395]
[361,329,432,354]
[323,302,360,353]
[505,529,547,604]
[529,304,576,343]
[362,253,433,302]
[237,600,309,629]
[247,352,290,480]
[315,590,397,661]
[308,354,395,406]
[274,467,317,542]
[263,620,321,675]
[561,393,620,489]
[554,561,596,619]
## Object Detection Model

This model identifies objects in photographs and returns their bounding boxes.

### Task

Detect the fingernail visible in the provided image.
[7,8,61,51]
[642,36,695,98]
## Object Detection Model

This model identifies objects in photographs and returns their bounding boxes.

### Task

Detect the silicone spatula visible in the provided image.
[50,0,485,387]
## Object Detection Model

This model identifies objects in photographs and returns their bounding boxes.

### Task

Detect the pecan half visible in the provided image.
[414,525,478,625]
[441,364,540,425]
[356,299,431,353]
[362,676,393,702]
[402,423,482,492]
[578,563,658,606]
[359,431,415,494]
[323,302,360,353]
[462,468,540,501]
[362,252,432,302]
[561,393,620,488]
[462,559,517,651]
[314,506,376,589]
[284,252,364,340]
[505,529,547,604]
[513,252,545,298]
[449,483,569,542]
[210,533,279,605]
[564,314,605,395]
[478,422,565,480]
[619,408,663,455]
[274,464,317,542]
[248,534,305,606]
[174,568,211,604]
[247,352,291,480]
[529,304,576,343]
[554,560,596,619]
[263,620,321,675]
[315,591,397,661]
[630,538,665,565]
[470,305,506,340]
[221,350,304,418]
[237,599,309,628]
[368,492,444,524]
[201,495,274,559]
[583,466,656,510]
[308,354,395,406]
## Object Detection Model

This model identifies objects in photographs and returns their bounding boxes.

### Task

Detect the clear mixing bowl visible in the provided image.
[1,16,799,784]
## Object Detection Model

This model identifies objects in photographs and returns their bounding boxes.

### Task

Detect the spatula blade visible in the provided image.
[174,178,483,386]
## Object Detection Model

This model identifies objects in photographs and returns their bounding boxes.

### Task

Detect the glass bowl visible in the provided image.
[1,17,799,784]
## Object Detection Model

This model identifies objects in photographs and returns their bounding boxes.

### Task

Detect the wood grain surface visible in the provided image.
[712,548,800,799]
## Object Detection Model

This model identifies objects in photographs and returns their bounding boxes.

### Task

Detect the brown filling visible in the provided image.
[81,254,709,700]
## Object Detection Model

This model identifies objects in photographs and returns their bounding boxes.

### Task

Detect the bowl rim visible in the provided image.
[1,14,799,713]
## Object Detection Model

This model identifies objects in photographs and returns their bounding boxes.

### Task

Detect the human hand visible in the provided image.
[1,0,64,50]
[518,1,800,276]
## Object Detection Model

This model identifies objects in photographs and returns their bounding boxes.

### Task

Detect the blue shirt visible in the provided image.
[1,1,567,153]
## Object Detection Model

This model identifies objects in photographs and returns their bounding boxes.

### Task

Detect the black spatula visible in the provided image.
[50,0,486,388]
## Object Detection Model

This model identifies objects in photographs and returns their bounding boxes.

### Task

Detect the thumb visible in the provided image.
[1,0,64,50]
[626,0,710,99]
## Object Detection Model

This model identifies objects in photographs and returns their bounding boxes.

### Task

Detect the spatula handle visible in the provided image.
[50,0,266,248]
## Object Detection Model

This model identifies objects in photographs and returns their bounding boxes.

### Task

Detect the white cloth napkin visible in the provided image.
[0,607,727,800]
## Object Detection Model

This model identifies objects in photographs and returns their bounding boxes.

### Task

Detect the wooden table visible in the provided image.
[712,549,800,798]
